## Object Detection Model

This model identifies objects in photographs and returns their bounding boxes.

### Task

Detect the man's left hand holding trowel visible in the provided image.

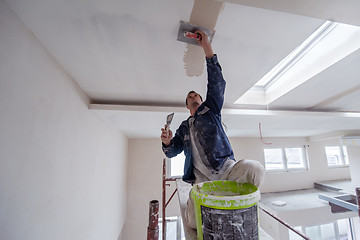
[161,113,174,146]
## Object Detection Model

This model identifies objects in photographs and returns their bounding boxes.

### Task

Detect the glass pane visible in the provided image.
[166,221,177,239]
[264,148,284,170]
[289,226,304,240]
[342,146,349,165]
[158,217,184,240]
[305,225,321,239]
[325,146,341,166]
[170,153,185,177]
[350,216,360,240]
[338,218,352,240]
[285,148,305,169]
[320,223,335,239]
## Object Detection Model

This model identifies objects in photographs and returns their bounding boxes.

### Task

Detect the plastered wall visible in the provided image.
[231,137,351,192]
[347,145,360,185]
[0,2,128,239]
[123,139,181,240]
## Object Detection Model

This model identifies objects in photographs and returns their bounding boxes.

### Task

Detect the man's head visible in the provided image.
[186,91,203,114]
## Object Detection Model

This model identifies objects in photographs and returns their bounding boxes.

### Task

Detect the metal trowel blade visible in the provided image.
[166,113,174,126]
[166,113,174,135]
[177,21,215,46]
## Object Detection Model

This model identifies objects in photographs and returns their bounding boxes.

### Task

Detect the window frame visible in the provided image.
[324,145,349,168]
[263,146,309,172]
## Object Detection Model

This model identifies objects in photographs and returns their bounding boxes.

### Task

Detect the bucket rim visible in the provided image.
[191,180,260,201]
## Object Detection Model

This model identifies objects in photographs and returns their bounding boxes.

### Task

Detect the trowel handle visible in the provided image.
[184,31,201,40]
[165,125,169,136]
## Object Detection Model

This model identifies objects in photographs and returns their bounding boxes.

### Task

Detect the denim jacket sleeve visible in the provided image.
[162,120,187,158]
[204,54,226,115]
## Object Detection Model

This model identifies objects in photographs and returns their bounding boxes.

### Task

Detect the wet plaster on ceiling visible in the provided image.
[183,0,224,77]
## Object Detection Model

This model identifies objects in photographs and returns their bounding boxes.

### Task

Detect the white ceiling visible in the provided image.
[5,0,360,138]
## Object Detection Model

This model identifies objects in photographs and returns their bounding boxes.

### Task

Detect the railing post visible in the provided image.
[147,200,159,240]
[162,158,166,240]
[356,187,360,218]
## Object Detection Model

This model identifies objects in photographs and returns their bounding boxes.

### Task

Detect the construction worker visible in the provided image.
[160,30,266,229]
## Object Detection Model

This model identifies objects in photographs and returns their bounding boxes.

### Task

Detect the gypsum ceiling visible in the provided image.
[5,0,360,138]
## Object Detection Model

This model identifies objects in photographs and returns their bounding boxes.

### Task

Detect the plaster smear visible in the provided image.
[184,0,224,77]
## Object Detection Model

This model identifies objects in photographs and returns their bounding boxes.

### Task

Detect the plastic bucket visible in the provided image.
[191,180,260,240]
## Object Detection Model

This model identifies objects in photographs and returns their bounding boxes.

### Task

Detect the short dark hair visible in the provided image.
[186,91,203,106]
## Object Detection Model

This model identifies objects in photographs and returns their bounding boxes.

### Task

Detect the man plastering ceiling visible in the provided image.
[160,30,266,229]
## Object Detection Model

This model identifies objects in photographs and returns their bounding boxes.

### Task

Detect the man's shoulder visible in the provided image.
[180,118,190,127]
[172,119,189,138]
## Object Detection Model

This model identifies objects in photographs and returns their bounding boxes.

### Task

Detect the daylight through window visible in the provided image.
[264,147,307,171]
[325,146,349,167]
[169,153,185,178]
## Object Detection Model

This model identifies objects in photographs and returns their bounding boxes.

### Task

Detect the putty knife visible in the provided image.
[165,113,174,135]
[177,21,215,46]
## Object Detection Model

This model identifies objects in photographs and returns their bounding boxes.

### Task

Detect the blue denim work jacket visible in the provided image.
[162,55,235,183]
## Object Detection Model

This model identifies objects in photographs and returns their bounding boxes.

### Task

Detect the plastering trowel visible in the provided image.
[165,113,174,135]
[177,21,215,46]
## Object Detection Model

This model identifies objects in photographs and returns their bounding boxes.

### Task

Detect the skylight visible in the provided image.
[235,21,360,105]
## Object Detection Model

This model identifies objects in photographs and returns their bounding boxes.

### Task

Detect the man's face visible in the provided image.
[186,92,202,109]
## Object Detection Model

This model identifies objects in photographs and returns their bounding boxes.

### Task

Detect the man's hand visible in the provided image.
[195,30,214,58]
[161,125,173,146]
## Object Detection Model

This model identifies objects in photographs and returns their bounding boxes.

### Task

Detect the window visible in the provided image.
[235,21,360,105]
[325,146,349,167]
[264,148,284,170]
[169,153,185,178]
[306,223,335,240]
[158,216,185,240]
[264,147,307,171]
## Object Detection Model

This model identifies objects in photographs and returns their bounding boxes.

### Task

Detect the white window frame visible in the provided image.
[324,145,349,168]
[263,146,309,172]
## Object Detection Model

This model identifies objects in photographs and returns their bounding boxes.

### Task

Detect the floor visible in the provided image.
[260,179,358,213]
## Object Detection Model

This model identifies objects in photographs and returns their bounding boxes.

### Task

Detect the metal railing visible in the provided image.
[259,206,310,239]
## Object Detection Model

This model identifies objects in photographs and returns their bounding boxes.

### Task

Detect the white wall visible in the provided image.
[0,1,128,239]
[347,145,360,185]
[231,137,350,192]
[308,138,352,180]
[122,139,180,240]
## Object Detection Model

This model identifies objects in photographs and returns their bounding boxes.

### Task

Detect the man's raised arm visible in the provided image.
[195,30,214,58]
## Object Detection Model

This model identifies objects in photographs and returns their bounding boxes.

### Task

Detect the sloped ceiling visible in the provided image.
[5,0,360,138]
